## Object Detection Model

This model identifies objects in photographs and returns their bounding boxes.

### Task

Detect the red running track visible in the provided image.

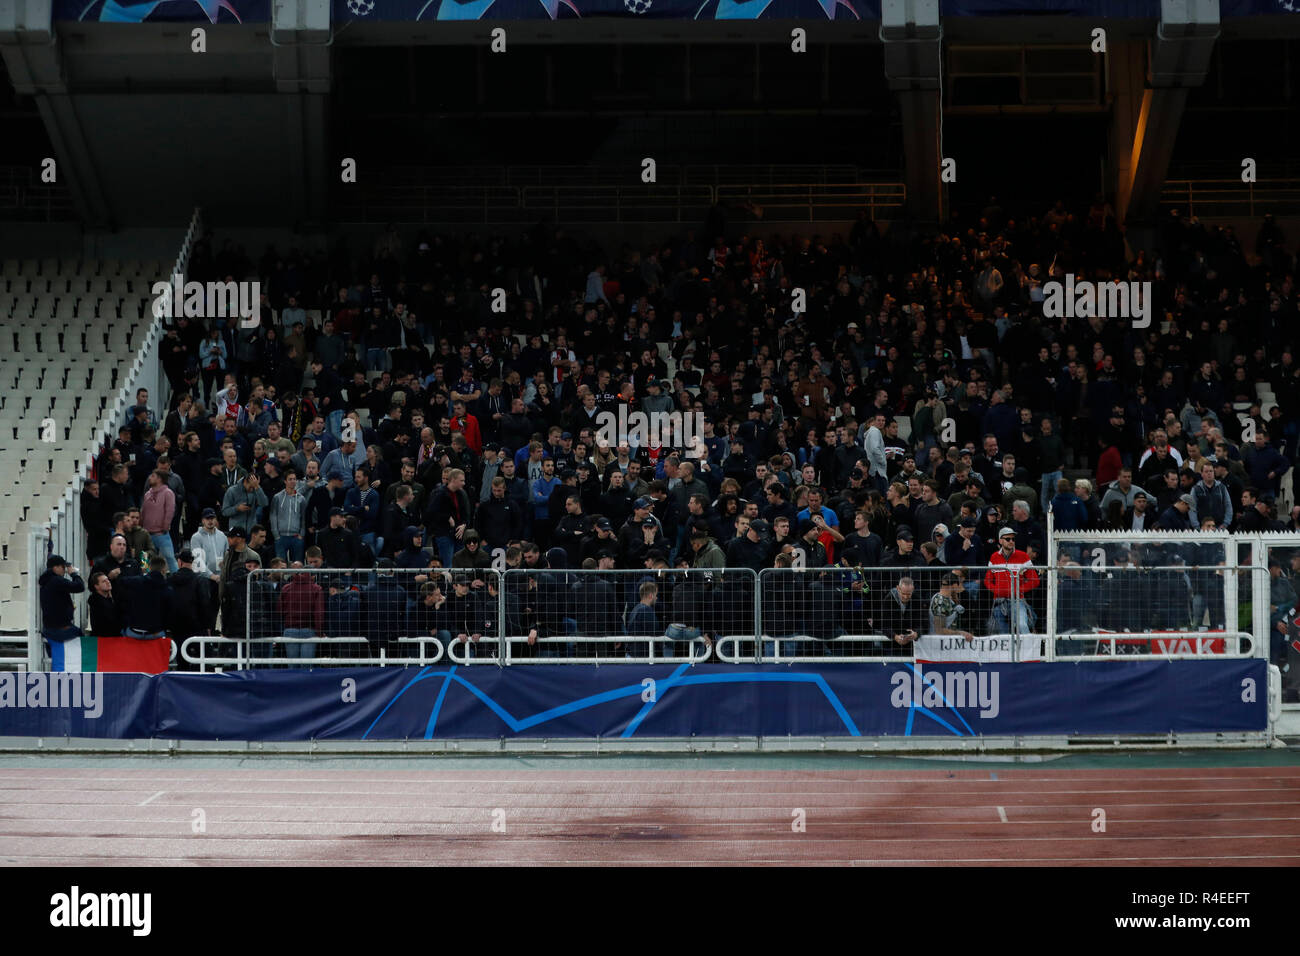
[1,765,1298,866]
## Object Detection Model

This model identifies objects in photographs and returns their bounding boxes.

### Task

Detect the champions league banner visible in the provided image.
[58,0,270,22]
[0,660,1267,741]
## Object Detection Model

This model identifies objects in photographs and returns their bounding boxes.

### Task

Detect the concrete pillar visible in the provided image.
[1112,0,1220,225]
[881,0,943,224]
[272,0,333,227]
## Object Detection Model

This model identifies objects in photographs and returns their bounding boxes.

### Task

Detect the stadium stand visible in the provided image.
[12,199,1298,686]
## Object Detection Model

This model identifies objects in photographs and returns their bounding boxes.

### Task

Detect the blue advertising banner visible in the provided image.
[0,660,1268,741]
[0,672,155,738]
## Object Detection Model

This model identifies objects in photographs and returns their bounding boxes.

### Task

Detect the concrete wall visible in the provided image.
[71,94,308,228]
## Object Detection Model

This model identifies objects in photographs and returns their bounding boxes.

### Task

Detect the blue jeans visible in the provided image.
[1040,471,1063,514]
[125,627,165,640]
[434,535,455,568]
[541,617,579,658]
[989,598,1034,636]
[275,535,305,563]
[663,623,701,659]
[764,634,806,659]
[361,532,382,555]
[365,347,390,372]
[283,627,317,660]
[150,532,178,573]
[327,409,345,441]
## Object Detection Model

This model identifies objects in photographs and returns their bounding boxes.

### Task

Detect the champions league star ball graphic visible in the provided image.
[693,0,858,17]
[624,0,652,12]
[346,0,375,14]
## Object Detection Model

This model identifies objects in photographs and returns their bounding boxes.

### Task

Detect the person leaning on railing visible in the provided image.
[983,528,1040,635]
[279,563,324,662]
[38,555,86,646]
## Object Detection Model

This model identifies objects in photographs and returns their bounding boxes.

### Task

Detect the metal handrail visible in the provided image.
[367,164,879,187]
[1161,178,1300,218]
[180,634,445,672]
[338,180,905,223]
[501,633,713,666]
[1052,630,1255,661]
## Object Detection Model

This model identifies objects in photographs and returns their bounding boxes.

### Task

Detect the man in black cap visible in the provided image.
[452,528,493,573]
[166,549,216,666]
[38,555,86,645]
[1157,492,1197,531]
[573,459,602,513]
[688,525,727,570]
[307,472,347,548]
[217,526,253,610]
[318,507,362,569]
[188,507,227,579]
[580,515,620,564]
[618,495,665,568]
[882,527,922,569]
[478,442,505,502]
[793,519,828,569]
[1127,490,1157,531]
[725,518,772,572]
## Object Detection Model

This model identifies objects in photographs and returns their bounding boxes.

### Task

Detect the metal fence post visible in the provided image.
[28,526,47,671]
[498,568,508,666]
[753,567,762,664]
[1010,566,1021,663]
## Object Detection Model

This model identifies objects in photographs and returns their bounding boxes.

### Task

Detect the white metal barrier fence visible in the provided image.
[1043,563,1258,660]
[43,554,1289,672]
[498,567,752,664]
[224,566,501,672]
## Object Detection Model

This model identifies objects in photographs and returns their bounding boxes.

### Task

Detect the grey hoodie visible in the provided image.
[270,488,308,538]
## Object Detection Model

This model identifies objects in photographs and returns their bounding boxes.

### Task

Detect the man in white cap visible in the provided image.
[983,526,1040,635]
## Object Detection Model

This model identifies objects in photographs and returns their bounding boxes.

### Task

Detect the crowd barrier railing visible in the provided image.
[162,559,1280,669]
[498,567,752,665]
[236,566,497,671]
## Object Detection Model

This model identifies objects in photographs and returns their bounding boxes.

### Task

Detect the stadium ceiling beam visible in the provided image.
[880,0,942,225]
[1115,0,1220,224]
[271,0,332,227]
[0,0,113,229]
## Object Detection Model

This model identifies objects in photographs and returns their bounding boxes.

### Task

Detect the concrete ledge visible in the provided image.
[0,732,1273,756]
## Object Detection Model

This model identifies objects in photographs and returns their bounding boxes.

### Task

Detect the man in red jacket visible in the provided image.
[984,527,1040,636]
[450,400,483,455]
[280,565,324,662]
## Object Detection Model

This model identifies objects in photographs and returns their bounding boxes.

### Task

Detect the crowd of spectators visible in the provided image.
[56,202,1300,666]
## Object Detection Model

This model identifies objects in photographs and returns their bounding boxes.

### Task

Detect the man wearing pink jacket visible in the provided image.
[141,470,178,573]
